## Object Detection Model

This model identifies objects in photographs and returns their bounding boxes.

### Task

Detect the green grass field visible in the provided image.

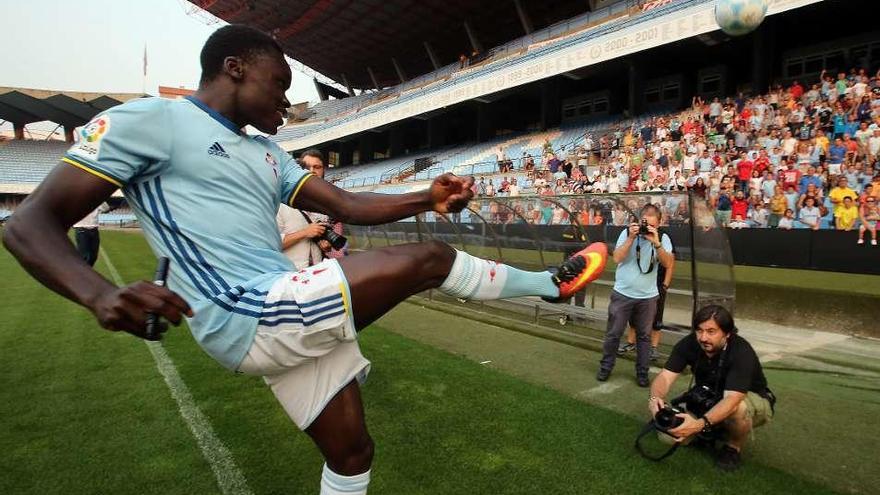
[1,230,875,494]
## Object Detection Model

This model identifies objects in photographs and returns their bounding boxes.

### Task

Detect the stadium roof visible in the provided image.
[0,87,144,128]
[196,0,595,90]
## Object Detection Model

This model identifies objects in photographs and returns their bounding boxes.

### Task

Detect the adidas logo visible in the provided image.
[208,142,229,158]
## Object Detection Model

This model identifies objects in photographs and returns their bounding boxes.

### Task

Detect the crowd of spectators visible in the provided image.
[471,67,880,242]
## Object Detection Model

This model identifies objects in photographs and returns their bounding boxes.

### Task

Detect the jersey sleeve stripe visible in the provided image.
[62,156,124,188]
[287,173,314,207]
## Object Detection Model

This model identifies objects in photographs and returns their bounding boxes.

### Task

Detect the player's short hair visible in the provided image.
[299,149,324,163]
[200,25,283,84]
[693,304,737,335]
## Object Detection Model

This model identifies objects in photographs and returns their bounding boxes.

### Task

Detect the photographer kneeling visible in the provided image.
[648,305,775,471]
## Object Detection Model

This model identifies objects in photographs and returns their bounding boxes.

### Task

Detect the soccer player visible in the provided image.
[3,25,606,495]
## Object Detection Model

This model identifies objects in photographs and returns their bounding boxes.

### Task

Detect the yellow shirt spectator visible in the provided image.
[770,194,787,215]
[835,203,859,230]
[828,186,857,215]
[815,135,830,154]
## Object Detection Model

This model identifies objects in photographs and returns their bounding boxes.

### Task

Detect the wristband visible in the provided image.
[700,416,713,433]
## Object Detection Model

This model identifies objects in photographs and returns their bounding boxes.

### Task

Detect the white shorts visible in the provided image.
[237,259,371,429]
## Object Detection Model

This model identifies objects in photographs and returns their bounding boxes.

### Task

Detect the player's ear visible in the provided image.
[223,56,245,81]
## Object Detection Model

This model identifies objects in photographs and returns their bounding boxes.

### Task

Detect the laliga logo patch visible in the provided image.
[71,115,111,157]
[81,117,108,142]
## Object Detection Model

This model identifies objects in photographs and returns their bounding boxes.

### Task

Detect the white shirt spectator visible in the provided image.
[778,217,794,230]
[853,81,867,98]
[277,205,324,270]
[729,218,749,229]
[607,177,620,193]
[782,137,797,156]
[749,207,769,228]
[799,206,822,228]
[868,133,880,156]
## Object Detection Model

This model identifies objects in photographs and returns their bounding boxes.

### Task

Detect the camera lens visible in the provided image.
[654,407,684,430]
[322,229,348,250]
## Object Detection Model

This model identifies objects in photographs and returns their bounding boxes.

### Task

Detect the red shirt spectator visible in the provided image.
[844,136,858,155]
[732,195,750,219]
[781,166,801,190]
[737,159,755,181]
[754,155,770,174]
[790,81,804,99]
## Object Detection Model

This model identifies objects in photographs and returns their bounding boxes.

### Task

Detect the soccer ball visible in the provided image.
[714,0,768,37]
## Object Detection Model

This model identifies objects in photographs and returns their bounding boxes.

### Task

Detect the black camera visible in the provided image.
[638,219,650,235]
[319,223,348,251]
[684,385,720,417]
[653,405,685,434]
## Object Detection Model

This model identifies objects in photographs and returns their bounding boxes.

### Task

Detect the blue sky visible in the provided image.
[0,0,319,102]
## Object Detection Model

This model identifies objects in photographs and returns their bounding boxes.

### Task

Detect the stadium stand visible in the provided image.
[273,0,699,140]
[0,140,68,183]
[325,67,879,236]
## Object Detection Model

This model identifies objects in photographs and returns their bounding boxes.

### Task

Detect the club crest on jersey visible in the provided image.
[265,152,278,178]
[70,115,110,158]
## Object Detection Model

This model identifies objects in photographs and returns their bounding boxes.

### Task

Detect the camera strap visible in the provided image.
[635,237,656,275]
[297,210,327,264]
[634,421,680,462]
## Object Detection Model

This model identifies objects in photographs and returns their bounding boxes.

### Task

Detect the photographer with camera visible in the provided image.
[648,305,775,471]
[597,203,673,387]
[276,150,347,269]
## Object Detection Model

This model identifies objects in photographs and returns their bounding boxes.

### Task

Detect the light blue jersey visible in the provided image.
[612,229,672,300]
[64,96,313,370]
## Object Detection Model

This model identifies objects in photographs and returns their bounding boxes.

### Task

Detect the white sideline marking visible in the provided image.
[579,381,623,397]
[100,248,252,495]
[480,360,492,365]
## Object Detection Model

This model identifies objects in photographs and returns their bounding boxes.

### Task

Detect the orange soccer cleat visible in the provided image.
[543,242,608,303]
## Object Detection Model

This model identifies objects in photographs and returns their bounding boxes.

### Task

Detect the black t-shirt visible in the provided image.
[665,333,768,395]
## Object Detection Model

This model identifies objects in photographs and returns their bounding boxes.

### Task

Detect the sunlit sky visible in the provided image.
[0,0,320,136]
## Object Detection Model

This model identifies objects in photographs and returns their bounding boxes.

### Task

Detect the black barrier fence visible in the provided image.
[348,192,878,278]
[348,192,738,324]
[726,229,880,275]
[372,221,879,275]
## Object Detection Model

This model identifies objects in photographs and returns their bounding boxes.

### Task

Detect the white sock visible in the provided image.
[438,249,559,300]
[320,464,370,495]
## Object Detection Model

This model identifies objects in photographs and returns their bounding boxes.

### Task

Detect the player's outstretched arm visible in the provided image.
[294,173,474,225]
[3,164,192,338]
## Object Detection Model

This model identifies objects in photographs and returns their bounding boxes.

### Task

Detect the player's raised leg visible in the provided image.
[337,240,608,330]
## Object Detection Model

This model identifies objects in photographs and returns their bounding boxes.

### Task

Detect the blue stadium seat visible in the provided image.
[0,140,68,184]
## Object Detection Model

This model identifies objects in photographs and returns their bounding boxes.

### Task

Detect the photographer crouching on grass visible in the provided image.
[647,305,775,471]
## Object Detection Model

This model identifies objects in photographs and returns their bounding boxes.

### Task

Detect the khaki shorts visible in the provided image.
[237,259,371,429]
[744,391,774,428]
